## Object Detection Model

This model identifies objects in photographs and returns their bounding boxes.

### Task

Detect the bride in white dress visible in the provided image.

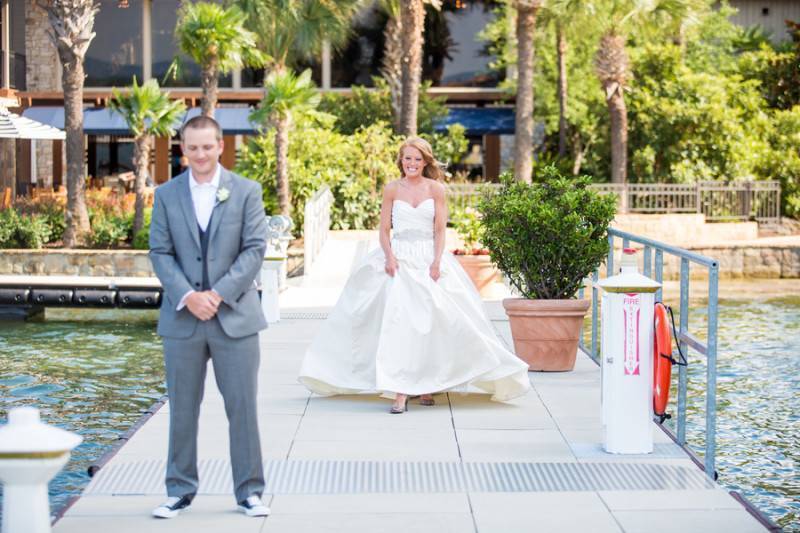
[298,137,531,413]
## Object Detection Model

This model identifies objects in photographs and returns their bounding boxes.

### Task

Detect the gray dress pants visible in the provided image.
[163,317,265,502]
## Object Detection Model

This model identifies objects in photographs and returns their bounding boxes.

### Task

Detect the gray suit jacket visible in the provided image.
[149,168,268,339]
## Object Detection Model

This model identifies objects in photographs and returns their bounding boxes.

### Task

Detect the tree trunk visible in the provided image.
[513,1,538,183]
[607,87,628,184]
[381,14,403,131]
[201,58,219,118]
[274,114,291,217]
[399,0,425,137]
[557,23,568,158]
[60,58,90,247]
[132,135,151,235]
[595,32,630,184]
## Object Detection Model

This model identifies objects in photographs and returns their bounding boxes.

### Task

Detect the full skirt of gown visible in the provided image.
[298,199,531,402]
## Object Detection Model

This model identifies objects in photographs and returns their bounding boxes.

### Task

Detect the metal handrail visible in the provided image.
[579,228,720,479]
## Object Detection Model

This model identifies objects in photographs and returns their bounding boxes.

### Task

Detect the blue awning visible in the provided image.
[22,107,135,136]
[24,105,516,137]
[22,106,263,136]
[182,107,262,135]
[435,107,515,136]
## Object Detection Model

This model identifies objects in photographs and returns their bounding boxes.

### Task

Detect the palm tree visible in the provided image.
[235,0,362,77]
[41,0,99,247]
[513,0,543,183]
[538,2,580,158]
[379,0,403,128]
[555,0,698,183]
[109,78,186,234]
[175,2,265,117]
[399,0,426,136]
[556,21,568,157]
[250,69,329,216]
[379,0,441,130]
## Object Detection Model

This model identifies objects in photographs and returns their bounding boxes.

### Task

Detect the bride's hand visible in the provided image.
[385,256,399,277]
[429,261,441,281]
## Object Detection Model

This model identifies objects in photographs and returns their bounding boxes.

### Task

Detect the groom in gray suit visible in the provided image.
[149,116,270,519]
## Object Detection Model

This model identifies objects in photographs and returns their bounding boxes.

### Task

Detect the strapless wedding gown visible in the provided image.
[298,198,531,401]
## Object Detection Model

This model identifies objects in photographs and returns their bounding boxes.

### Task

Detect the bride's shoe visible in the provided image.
[390,395,409,414]
[419,394,435,406]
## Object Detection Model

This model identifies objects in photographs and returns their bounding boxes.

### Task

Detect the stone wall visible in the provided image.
[25,3,61,188]
[0,250,155,278]
[612,214,759,246]
[612,242,800,280]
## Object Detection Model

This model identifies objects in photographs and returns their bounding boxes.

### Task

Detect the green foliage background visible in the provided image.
[480,0,800,217]
[236,122,399,233]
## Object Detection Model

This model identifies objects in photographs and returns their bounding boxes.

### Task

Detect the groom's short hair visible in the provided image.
[181,116,223,141]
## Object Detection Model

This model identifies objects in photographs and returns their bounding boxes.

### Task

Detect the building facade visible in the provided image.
[2,0,797,195]
[2,0,513,192]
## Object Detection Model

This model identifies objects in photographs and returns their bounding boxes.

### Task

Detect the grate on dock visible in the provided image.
[280,312,329,320]
[84,459,716,496]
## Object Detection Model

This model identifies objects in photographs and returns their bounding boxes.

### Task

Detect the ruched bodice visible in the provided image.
[391,199,435,241]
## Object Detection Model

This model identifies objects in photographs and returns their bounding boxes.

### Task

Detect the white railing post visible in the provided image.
[261,215,293,324]
[303,185,334,277]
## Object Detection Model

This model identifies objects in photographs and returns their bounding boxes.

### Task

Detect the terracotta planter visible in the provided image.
[502,298,591,372]
[454,254,499,297]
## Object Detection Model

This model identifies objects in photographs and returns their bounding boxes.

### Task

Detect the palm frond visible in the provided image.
[109,77,187,139]
[175,1,267,73]
[250,68,334,126]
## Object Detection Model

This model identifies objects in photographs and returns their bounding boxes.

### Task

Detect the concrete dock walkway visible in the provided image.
[53,234,768,533]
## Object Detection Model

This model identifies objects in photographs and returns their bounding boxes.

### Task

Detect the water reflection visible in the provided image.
[667,296,800,531]
[0,309,164,518]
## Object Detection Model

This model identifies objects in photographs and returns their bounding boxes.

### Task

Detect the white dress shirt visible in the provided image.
[189,165,221,231]
[177,165,222,310]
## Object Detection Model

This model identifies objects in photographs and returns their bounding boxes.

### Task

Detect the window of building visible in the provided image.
[85,0,144,86]
[0,0,26,90]
[152,0,231,88]
[88,136,135,178]
[329,5,385,88]
[434,1,501,87]
[325,0,502,89]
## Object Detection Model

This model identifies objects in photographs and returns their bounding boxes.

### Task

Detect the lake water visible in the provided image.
[0,288,798,529]
[0,309,164,519]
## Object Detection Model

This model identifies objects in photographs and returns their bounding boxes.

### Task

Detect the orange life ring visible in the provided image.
[653,303,673,417]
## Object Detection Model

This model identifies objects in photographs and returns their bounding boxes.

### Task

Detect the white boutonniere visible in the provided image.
[216,187,230,204]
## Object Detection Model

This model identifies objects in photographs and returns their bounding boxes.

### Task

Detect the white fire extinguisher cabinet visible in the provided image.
[597,248,661,454]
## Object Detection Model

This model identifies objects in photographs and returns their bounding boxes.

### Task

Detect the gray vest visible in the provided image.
[198,215,212,291]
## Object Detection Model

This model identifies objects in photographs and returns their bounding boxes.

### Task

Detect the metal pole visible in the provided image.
[607,234,614,277]
[321,40,331,90]
[705,262,719,478]
[643,245,652,277]
[591,269,599,362]
[1,0,9,89]
[142,0,152,81]
[678,258,690,445]
[655,249,663,302]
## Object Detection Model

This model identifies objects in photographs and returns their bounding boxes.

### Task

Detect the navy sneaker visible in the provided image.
[238,495,270,517]
[152,495,193,518]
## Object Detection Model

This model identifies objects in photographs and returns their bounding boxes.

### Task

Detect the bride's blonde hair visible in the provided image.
[396,137,447,181]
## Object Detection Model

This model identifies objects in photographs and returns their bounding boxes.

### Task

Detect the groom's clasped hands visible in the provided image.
[185,290,223,321]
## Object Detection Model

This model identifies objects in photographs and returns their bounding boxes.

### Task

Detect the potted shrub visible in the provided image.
[478,166,616,371]
[450,206,499,296]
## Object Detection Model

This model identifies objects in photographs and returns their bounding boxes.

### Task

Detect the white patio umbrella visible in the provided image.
[0,106,65,140]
